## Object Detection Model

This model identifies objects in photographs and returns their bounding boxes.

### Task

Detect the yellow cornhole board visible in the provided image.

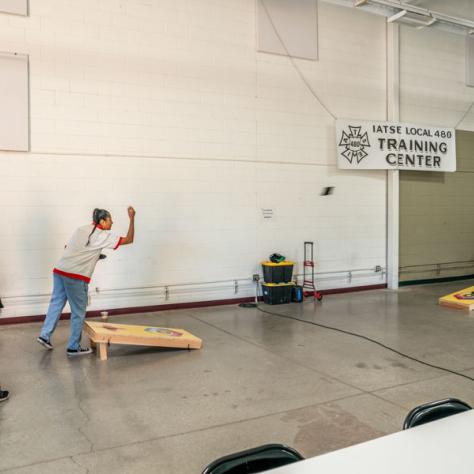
[439,286,474,312]
[84,321,202,361]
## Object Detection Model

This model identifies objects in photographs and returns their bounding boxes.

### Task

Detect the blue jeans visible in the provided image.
[40,273,89,351]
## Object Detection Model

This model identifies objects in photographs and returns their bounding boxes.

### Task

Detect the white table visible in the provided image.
[268,409,474,473]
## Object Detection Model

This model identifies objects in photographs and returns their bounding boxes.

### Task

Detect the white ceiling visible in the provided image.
[405,0,474,22]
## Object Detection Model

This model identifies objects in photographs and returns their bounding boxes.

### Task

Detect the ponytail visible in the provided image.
[86,208,111,246]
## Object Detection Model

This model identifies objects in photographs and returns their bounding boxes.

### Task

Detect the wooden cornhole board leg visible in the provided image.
[87,338,105,360]
[98,342,108,361]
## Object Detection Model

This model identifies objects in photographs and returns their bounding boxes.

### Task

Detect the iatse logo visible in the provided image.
[338,126,371,164]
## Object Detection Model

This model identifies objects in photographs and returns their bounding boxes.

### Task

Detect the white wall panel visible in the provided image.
[466,35,474,87]
[257,0,318,60]
[0,0,27,15]
[0,53,28,151]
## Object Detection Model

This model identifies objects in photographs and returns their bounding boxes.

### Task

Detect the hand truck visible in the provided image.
[303,241,323,301]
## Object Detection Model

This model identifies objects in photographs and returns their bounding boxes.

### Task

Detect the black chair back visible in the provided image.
[202,443,304,474]
[403,398,472,429]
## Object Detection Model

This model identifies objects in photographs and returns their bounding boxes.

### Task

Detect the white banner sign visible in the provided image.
[336,119,456,172]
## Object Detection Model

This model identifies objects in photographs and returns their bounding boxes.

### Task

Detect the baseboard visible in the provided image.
[0,283,387,326]
[0,296,257,325]
[399,274,474,287]
[321,284,386,295]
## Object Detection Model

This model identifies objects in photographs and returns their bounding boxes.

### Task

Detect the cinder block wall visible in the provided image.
[8,1,472,316]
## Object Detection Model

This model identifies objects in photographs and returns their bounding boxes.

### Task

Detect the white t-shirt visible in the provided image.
[54,224,122,283]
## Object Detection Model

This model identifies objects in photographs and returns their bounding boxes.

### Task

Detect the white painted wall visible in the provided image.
[0,0,389,318]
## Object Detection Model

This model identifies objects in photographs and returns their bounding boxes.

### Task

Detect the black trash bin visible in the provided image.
[261,261,294,283]
[262,283,294,305]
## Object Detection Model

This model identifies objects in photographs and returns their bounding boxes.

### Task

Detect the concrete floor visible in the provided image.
[2,281,474,473]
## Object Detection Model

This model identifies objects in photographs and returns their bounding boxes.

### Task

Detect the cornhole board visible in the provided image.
[84,321,202,361]
[439,286,474,312]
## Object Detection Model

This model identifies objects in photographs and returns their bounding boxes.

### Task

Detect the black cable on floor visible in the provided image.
[255,304,474,383]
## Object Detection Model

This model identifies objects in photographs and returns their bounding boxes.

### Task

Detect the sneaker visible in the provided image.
[66,347,92,357]
[37,336,53,350]
[0,390,9,402]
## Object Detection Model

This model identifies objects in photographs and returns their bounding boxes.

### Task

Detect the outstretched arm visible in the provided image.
[120,206,135,245]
